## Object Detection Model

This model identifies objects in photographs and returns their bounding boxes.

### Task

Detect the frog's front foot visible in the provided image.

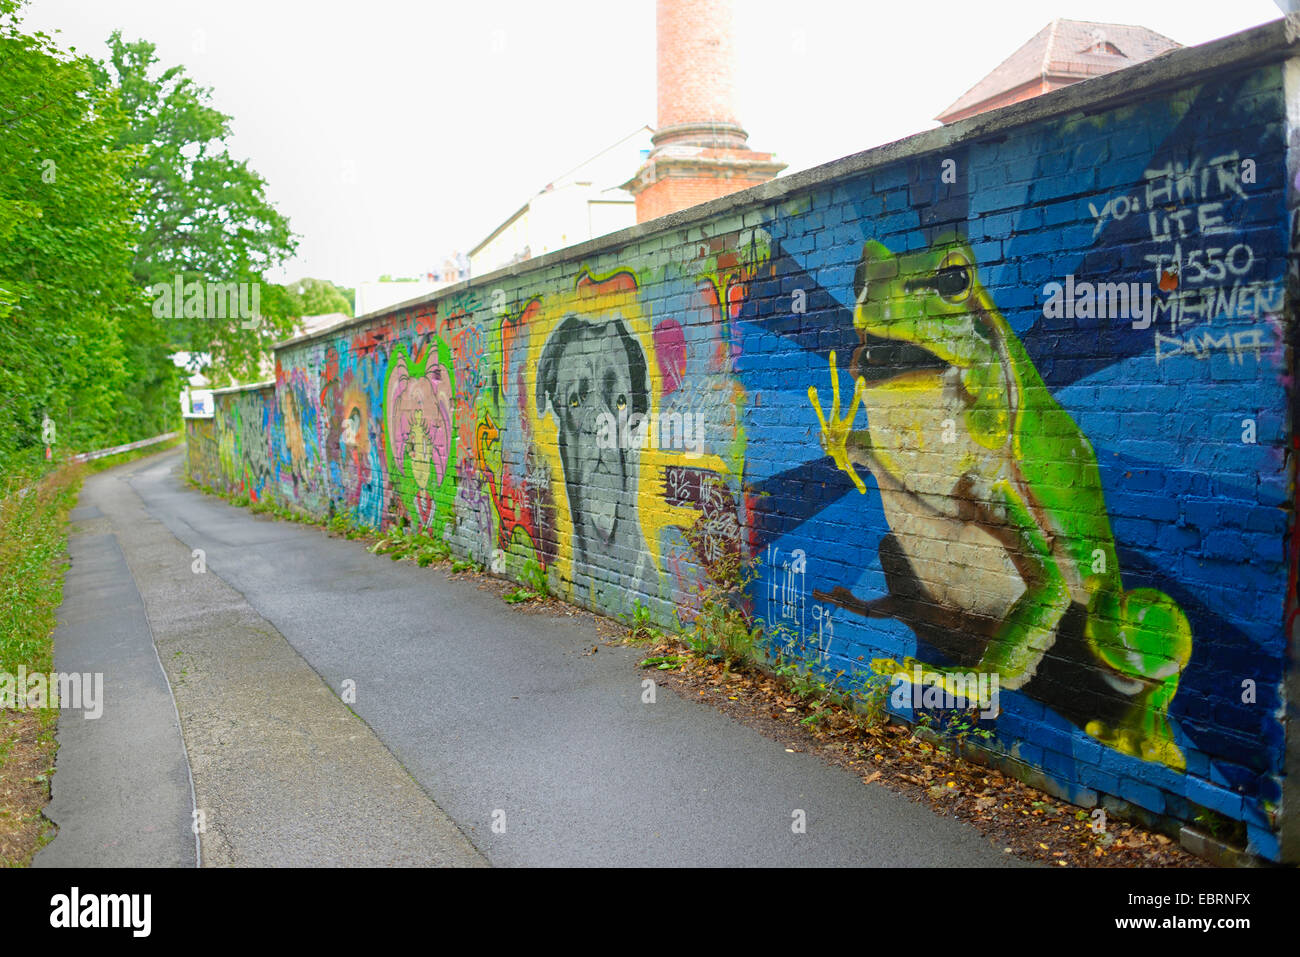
[1085,587,1193,770]
[869,656,917,680]
[869,656,998,709]
[808,350,868,494]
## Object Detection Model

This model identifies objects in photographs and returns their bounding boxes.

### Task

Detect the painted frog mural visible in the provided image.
[808,235,1192,769]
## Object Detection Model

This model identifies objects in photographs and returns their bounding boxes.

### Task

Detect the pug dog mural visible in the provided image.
[535,273,656,609]
[808,234,1192,769]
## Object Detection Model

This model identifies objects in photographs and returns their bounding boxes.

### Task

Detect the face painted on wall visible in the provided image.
[341,407,361,449]
[383,340,457,532]
[537,313,648,557]
[387,352,453,492]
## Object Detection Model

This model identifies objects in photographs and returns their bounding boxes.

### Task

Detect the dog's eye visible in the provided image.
[616,395,627,411]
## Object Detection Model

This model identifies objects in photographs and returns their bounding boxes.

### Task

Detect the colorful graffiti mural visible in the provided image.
[214,387,273,500]
[808,236,1192,769]
[189,59,1295,858]
[184,415,220,488]
[384,339,457,535]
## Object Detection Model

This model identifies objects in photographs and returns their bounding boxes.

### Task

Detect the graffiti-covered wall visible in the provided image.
[190,30,1300,861]
[183,415,221,489]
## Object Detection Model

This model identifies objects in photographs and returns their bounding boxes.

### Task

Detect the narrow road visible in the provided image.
[42,448,1024,867]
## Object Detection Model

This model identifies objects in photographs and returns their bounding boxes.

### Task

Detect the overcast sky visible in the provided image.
[20,0,1287,287]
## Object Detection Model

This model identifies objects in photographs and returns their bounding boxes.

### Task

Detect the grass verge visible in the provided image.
[0,460,80,865]
[0,437,184,866]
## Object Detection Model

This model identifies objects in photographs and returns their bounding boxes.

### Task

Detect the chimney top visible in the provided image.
[654,0,746,149]
[626,0,785,223]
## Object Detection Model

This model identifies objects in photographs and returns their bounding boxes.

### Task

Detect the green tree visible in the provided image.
[1,4,304,469]
[285,277,353,318]
[336,284,356,315]
[102,32,299,383]
[0,0,143,473]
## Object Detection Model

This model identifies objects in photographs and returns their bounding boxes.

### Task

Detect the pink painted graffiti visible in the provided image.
[386,353,453,492]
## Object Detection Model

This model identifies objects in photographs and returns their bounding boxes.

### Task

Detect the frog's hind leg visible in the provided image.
[979,575,1073,691]
[1084,588,1192,770]
[964,478,1075,691]
[872,480,1074,695]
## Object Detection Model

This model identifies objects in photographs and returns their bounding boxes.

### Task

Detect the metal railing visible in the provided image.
[73,431,182,463]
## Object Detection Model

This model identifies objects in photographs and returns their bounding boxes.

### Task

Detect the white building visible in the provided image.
[469,126,652,278]
[355,281,454,318]
[174,353,214,416]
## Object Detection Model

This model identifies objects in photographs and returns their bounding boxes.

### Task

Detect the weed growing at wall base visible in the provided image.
[369,528,450,566]
[679,524,761,665]
[626,599,662,641]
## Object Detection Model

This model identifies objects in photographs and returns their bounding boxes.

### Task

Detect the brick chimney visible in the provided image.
[625,0,785,223]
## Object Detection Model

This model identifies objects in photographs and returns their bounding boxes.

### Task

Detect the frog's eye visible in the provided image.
[616,394,627,412]
[568,393,581,409]
[933,254,973,303]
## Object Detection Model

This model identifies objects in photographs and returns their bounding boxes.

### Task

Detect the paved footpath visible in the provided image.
[41,448,1025,867]
[38,451,483,867]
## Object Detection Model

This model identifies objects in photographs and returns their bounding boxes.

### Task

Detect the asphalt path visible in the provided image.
[38,452,483,867]
[34,520,196,868]
[42,447,1024,867]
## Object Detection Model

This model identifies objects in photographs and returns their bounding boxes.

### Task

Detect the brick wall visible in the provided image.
[192,23,1300,862]
[182,416,220,489]
[634,169,778,222]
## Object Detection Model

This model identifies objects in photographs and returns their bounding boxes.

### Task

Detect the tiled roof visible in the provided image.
[936,19,1181,122]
